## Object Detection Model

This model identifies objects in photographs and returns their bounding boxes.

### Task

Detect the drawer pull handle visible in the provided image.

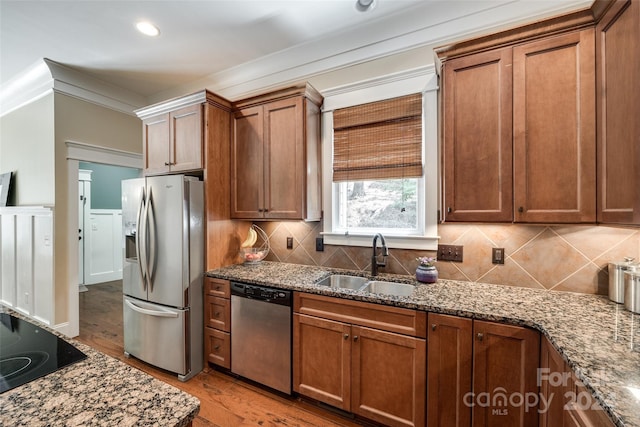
[477,333,484,341]
[344,334,349,340]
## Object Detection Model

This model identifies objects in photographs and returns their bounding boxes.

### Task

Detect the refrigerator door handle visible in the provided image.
[135,186,147,289]
[124,299,179,318]
[147,186,157,291]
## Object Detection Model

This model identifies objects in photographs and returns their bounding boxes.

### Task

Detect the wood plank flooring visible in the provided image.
[77,281,372,427]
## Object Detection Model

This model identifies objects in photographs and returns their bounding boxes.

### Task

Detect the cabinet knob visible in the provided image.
[164,162,170,166]
[353,335,359,342]
[518,206,524,213]
[447,207,452,213]
[215,312,220,317]
[344,334,349,340]
[214,345,220,351]
[477,333,484,341]
[431,324,436,331]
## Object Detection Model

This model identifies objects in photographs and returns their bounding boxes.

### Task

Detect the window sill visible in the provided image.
[321,232,439,250]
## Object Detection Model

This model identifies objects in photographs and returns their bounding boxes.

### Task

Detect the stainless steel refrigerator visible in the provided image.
[121,174,203,381]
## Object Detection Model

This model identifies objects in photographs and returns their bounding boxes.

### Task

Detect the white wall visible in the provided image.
[0,93,55,205]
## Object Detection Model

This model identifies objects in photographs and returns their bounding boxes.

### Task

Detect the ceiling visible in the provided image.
[0,0,592,106]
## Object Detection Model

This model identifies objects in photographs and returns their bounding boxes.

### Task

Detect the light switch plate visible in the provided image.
[492,247,505,264]
[438,244,463,262]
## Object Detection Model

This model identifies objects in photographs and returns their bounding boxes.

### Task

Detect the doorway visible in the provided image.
[77,162,140,289]
[66,141,142,337]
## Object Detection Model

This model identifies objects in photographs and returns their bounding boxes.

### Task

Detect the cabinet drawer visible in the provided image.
[205,328,230,369]
[205,277,230,298]
[294,292,426,338]
[205,295,230,331]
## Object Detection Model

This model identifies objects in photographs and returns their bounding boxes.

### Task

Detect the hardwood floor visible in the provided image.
[77,281,371,427]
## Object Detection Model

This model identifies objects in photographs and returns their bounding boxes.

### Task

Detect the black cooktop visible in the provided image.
[0,312,87,393]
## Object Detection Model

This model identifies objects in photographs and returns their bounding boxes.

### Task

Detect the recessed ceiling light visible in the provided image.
[136,21,160,37]
[355,0,376,12]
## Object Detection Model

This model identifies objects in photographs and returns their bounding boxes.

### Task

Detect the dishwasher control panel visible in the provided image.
[231,282,292,306]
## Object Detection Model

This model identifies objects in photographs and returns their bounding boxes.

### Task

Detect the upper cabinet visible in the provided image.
[136,91,229,176]
[512,29,596,223]
[438,1,640,224]
[231,84,323,221]
[596,0,640,225]
[440,27,596,223]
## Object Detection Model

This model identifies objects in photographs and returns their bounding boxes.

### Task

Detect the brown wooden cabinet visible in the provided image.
[427,314,540,427]
[513,29,596,223]
[440,23,596,223]
[204,277,231,369]
[142,104,203,175]
[293,293,426,427]
[472,320,540,427]
[231,84,322,220]
[426,313,473,427]
[596,0,640,225]
[539,335,615,427]
[442,48,513,222]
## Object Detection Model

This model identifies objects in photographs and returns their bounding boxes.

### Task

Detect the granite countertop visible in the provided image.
[208,261,640,427]
[0,308,199,427]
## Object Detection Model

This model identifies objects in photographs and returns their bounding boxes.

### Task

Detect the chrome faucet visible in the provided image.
[371,233,389,276]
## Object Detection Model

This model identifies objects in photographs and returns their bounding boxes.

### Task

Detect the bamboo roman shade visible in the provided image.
[332,93,423,182]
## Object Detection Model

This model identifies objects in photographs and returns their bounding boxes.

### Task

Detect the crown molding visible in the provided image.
[0,58,147,118]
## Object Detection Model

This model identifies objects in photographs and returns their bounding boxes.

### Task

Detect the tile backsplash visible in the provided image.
[257,221,640,295]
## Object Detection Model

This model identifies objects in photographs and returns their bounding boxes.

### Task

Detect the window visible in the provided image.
[335,178,422,235]
[321,68,439,250]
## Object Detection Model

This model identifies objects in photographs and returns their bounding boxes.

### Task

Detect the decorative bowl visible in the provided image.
[240,247,268,264]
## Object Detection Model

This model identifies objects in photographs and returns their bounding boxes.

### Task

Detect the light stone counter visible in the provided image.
[208,261,640,427]
[0,308,199,427]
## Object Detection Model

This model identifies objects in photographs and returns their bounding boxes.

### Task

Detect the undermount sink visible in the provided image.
[316,275,415,297]
[361,281,415,297]
[315,274,369,290]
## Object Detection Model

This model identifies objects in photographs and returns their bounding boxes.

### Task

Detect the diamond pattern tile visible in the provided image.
[511,228,590,289]
[247,221,640,295]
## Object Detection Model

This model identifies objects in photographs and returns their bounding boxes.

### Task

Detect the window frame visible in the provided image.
[320,67,439,250]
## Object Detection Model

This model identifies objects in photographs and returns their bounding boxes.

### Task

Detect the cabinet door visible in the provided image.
[596,0,640,224]
[170,104,203,172]
[472,320,540,427]
[231,105,265,218]
[351,326,426,427]
[513,29,596,223]
[264,97,304,219]
[443,47,513,222]
[539,336,571,427]
[293,314,351,411]
[427,313,472,427]
[143,113,170,175]
[205,327,230,369]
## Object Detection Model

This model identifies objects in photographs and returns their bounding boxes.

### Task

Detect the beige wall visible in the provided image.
[53,93,141,323]
[0,93,55,205]
[260,221,640,296]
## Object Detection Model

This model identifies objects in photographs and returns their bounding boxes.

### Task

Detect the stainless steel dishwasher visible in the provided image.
[230,282,292,394]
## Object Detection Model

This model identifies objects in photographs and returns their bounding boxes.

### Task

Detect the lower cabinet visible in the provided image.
[204,277,231,369]
[293,293,426,427]
[539,336,614,427]
[427,314,540,427]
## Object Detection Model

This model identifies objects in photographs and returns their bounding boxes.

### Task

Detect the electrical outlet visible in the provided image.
[315,237,324,252]
[492,247,505,264]
[438,244,463,262]
[286,237,293,249]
